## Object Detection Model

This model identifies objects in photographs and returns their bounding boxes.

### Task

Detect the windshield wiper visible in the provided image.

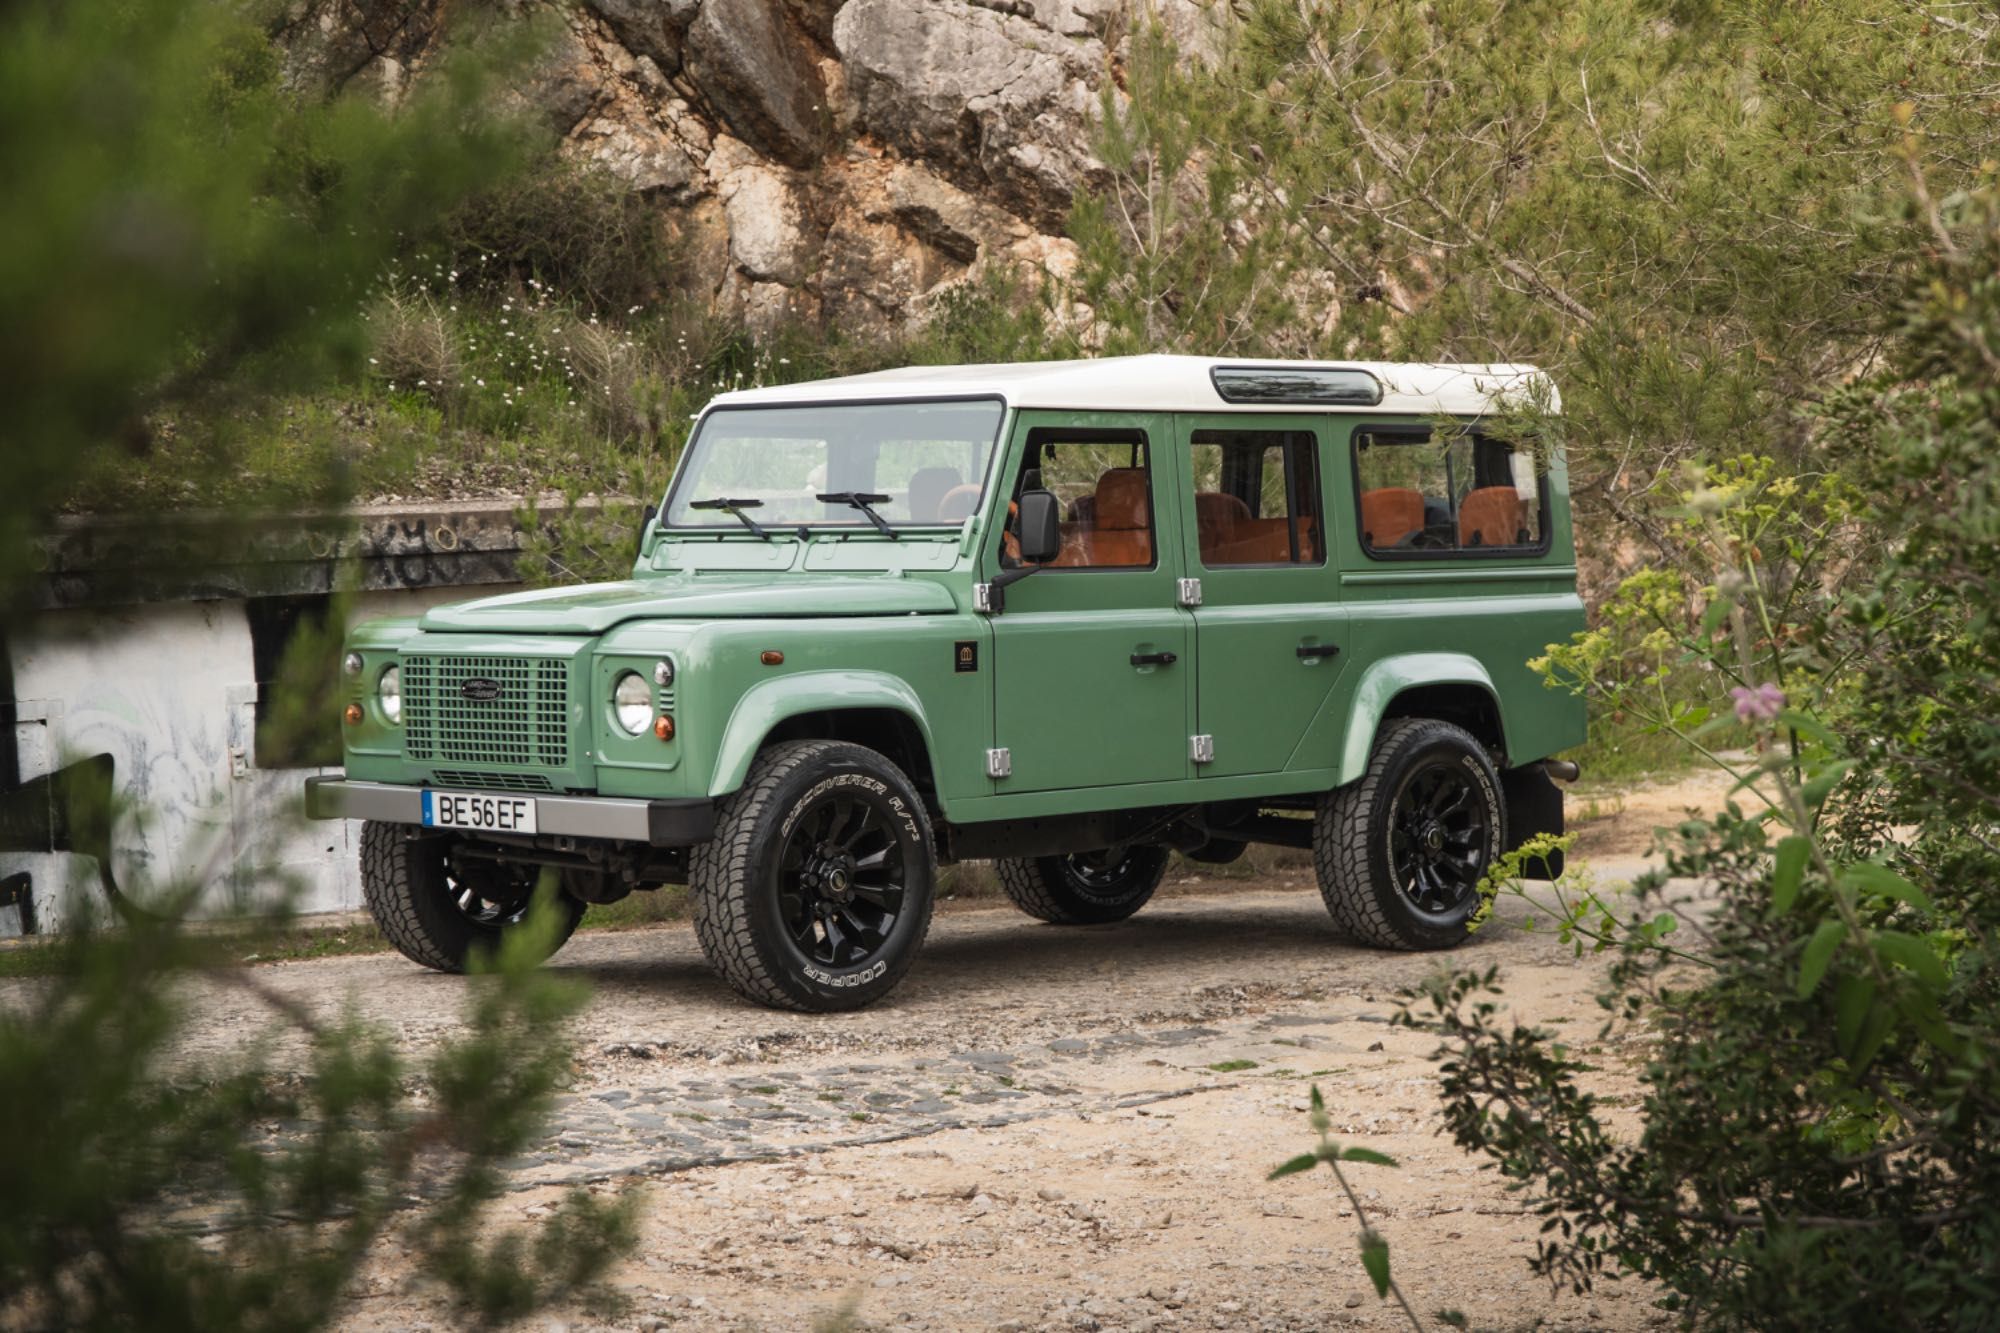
[687,497,770,540]
[816,491,900,539]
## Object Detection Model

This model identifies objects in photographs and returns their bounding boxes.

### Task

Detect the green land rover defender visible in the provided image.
[306,356,1585,1012]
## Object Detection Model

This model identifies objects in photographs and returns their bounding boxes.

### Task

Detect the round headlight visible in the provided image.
[343,651,364,678]
[613,671,652,735]
[653,657,675,688]
[378,665,401,724]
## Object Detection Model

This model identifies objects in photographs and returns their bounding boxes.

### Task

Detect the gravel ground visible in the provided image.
[53,772,1736,1330]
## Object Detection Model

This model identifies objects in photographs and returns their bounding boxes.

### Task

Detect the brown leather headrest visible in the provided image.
[1094,469,1150,531]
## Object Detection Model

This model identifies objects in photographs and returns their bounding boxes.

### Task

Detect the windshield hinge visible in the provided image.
[1178,577,1203,608]
[986,748,1012,779]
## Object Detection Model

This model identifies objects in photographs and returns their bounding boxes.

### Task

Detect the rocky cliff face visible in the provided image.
[281,0,1213,334]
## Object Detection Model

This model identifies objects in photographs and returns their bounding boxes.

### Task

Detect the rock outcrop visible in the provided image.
[279,0,1214,334]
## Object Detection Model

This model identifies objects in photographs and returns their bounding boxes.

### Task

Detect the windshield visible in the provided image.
[664,399,1007,531]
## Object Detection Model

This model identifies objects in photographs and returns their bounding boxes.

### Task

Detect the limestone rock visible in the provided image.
[279,0,1227,331]
[685,0,829,168]
[717,148,814,286]
[586,0,698,75]
[833,0,1103,227]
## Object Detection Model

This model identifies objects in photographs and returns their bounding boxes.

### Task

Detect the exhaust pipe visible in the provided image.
[1541,759,1581,784]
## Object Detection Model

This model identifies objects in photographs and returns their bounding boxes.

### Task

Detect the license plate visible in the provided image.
[420,790,539,835]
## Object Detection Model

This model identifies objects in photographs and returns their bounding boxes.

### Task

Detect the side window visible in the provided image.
[1353,427,1544,555]
[1003,427,1155,569]
[1187,429,1324,567]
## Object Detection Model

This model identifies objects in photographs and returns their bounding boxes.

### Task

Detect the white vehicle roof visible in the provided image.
[706,354,1557,418]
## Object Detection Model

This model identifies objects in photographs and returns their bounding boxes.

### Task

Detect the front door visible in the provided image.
[1175,414,1349,778]
[986,412,1191,794]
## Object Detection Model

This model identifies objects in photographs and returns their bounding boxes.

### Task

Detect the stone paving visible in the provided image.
[504,1026,1242,1190]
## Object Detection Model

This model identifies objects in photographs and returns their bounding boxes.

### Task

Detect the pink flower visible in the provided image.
[1730,681,1786,724]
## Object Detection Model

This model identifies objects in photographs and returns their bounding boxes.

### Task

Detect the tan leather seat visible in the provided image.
[1458,486,1527,548]
[1212,514,1316,564]
[936,482,982,522]
[1195,492,1251,558]
[1360,487,1424,548]
[1088,468,1153,566]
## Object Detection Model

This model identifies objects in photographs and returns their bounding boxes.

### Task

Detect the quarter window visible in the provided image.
[1353,427,1544,555]
[1002,428,1155,569]
[1187,429,1324,567]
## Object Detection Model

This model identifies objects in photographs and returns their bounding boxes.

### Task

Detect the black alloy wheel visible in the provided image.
[690,740,936,1012]
[1313,717,1505,950]
[451,857,541,927]
[995,843,1171,925]
[1386,759,1490,918]
[777,790,910,973]
[359,822,585,973]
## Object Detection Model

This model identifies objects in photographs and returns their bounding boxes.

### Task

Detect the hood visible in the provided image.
[418,576,956,634]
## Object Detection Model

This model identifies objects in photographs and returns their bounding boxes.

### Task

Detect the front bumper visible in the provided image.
[304,777,716,847]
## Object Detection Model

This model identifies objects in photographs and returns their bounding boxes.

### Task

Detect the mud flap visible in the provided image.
[1500,763,1565,881]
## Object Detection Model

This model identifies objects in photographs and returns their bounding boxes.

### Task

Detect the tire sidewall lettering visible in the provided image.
[761,760,931,995]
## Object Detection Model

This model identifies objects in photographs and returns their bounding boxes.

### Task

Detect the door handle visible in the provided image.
[1296,643,1340,660]
[1130,651,1179,667]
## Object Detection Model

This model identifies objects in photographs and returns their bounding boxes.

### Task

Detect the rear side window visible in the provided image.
[1353,427,1545,556]
[1187,429,1324,566]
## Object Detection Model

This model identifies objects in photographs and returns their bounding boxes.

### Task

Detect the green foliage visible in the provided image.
[433,157,682,315]
[1070,24,1298,355]
[1268,1086,1420,1328]
[1409,170,2000,1327]
[1073,2,2000,560]
[0,0,543,618]
[0,887,636,1328]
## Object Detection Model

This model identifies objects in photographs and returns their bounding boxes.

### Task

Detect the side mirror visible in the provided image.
[1016,489,1060,564]
[639,502,658,540]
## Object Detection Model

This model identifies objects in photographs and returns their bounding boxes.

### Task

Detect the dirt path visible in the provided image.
[147,767,1735,1332]
[15,766,1735,1331]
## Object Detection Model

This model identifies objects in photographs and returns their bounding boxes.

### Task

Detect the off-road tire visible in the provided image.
[1314,718,1505,950]
[689,740,936,1012]
[359,820,585,974]
[995,845,1171,925]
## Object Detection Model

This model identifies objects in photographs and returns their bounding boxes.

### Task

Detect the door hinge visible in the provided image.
[973,582,998,614]
[986,747,1012,779]
[1177,577,1203,608]
[1190,734,1215,764]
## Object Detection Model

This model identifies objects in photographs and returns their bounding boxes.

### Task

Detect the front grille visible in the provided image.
[403,655,570,770]
[429,769,557,793]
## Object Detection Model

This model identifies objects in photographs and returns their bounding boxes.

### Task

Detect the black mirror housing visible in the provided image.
[1016,489,1060,564]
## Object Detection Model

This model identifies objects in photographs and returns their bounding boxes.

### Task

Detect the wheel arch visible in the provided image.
[709,671,940,807]
[1334,653,1507,786]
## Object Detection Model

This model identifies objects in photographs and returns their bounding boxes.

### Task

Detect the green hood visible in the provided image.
[418,576,956,634]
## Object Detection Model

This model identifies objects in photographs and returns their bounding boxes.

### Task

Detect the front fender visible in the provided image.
[708,670,936,798]
[1334,653,1501,786]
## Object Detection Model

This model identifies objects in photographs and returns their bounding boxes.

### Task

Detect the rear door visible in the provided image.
[1174,414,1349,778]
[986,412,1192,794]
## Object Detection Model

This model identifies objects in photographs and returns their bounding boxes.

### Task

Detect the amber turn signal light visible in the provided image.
[654,714,675,741]
[343,703,364,726]
[760,650,784,666]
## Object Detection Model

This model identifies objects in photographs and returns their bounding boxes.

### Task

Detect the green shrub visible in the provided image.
[0,885,636,1328]
[1414,174,2000,1329]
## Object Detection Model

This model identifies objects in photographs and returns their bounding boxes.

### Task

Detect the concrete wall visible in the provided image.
[0,497,608,936]
[2,588,485,933]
